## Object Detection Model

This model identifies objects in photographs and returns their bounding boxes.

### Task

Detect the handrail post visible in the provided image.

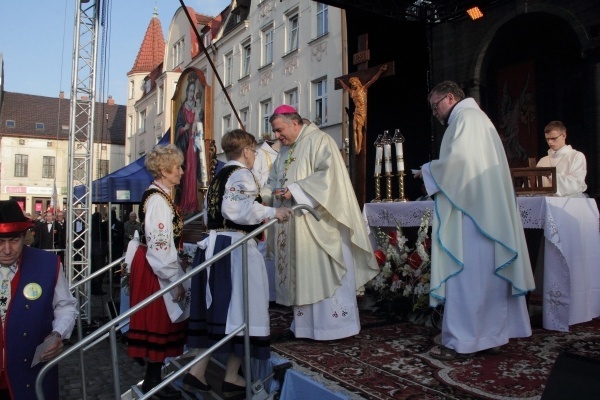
[76,289,88,400]
[35,205,320,399]
[109,326,121,398]
[242,241,252,400]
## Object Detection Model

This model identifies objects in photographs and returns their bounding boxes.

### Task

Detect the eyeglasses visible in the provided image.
[245,147,258,155]
[545,134,564,142]
[430,94,448,111]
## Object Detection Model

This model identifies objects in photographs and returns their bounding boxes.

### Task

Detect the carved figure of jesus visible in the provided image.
[337,64,387,155]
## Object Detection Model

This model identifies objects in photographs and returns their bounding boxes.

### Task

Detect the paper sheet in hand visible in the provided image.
[31,336,56,367]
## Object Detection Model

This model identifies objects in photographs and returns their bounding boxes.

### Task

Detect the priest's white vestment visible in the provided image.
[422,98,536,353]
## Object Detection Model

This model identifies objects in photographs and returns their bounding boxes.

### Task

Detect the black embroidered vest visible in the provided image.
[206,165,262,235]
[139,187,184,247]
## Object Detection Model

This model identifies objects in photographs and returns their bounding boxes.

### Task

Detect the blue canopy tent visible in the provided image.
[74,131,224,204]
[74,131,170,204]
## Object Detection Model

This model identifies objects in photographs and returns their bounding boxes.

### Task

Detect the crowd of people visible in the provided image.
[4,80,589,399]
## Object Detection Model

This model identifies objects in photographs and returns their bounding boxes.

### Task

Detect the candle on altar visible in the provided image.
[392,128,405,172]
[374,134,383,175]
[384,144,392,173]
[382,130,392,173]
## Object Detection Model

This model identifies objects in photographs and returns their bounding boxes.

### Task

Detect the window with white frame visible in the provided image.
[172,37,185,68]
[316,3,329,37]
[128,115,133,137]
[14,154,28,177]
[240,108,249,130]
[260,100,272,137]
[223,115,232,135]
[242,42,251,77]
[262,26,274,66]
[157,84,164,114]
[288,14,299,52]
[42,156,55,179]
[225,51,233,85]
[139,109,147,133]
[285,88,299,111]
[129,80,135,99]
[313,78,327,125]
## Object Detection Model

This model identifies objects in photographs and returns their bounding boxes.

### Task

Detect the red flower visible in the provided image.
[388,231,398,246]
[374,250,386,266]
[407,252,422,270]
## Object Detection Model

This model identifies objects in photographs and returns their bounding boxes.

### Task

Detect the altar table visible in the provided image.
[362,197,600,332]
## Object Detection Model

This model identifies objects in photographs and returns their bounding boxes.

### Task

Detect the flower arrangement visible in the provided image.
[367,209,432,318]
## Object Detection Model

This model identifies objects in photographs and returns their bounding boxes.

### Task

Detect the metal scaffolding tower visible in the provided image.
[66,0,99,323]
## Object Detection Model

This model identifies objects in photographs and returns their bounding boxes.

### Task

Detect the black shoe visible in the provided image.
[222,381,246,397]
[182,373,212,392]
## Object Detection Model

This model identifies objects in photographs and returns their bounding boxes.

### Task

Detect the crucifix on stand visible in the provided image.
[335,34,394,206]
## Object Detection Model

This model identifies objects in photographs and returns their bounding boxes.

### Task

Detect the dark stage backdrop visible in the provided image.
[344,9,431,203]
[495,60,538,167]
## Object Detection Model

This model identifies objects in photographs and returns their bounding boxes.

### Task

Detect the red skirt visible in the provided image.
[127,246,187,361]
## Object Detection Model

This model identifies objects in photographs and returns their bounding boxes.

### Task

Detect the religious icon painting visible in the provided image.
[171,68,212,214]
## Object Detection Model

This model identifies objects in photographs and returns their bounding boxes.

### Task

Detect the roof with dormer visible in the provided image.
[0,92,125,145]
[128,7,165,75]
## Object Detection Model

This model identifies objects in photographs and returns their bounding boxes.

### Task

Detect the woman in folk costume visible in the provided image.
[184,129,293,396]
[127,144,189,400]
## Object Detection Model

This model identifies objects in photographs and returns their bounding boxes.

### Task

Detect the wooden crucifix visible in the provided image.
[335,34,394,205]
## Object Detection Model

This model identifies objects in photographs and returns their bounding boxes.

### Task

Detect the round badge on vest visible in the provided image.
[23,283,42,300]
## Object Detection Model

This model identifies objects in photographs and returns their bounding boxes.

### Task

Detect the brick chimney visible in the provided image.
[107,95,115,105]
[59,91,65,99]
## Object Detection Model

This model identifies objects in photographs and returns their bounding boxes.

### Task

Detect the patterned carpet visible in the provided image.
[269,304,600,399]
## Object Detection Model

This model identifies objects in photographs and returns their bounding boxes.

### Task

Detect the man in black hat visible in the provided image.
[0,200,77,400]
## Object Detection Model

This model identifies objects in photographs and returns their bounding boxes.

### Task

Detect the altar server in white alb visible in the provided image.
[416,81,535,360]
[252,139,282,302]
[536,120,587,197]
[265,104,379,341]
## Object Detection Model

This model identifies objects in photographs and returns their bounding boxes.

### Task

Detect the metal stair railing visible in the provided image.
[40,211,204,400]
[35,204,320,400]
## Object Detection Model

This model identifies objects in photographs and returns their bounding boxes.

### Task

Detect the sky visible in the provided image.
[0,0,230,105]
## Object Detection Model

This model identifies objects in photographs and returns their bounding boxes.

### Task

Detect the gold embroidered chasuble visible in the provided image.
[266,123,379,306]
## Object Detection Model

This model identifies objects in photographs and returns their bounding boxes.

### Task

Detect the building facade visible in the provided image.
[127,1,348,161]
[0,91,126,214]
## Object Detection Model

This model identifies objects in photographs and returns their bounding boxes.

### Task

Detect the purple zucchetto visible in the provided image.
[273,104,298,115]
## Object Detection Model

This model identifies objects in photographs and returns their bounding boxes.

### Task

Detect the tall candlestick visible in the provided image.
[374,134,383,175]
[392,128,405,172]
[382,130,392,174]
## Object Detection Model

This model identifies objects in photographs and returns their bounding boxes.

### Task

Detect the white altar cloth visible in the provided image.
[362,197,600,332]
